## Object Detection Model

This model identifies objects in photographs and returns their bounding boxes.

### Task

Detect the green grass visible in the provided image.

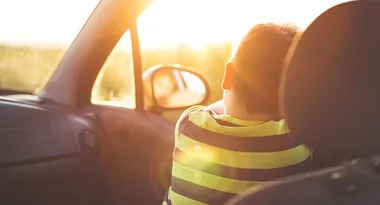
[0,43,234,122]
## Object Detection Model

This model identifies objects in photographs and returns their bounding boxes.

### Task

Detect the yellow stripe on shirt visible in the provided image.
[174,105,207,147]
[169,188,207,205]
[176,133,311,169]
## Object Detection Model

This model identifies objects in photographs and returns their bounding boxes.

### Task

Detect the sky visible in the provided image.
[0,0,348,49]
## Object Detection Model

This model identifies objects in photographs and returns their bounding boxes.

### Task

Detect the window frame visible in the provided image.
[91,19,145,110]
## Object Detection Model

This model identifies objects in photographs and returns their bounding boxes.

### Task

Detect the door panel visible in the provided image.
[0,101,77,164]
[0,96,105,205]
[0,158,103,205]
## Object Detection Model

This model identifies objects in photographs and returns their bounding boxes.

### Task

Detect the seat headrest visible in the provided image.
[283,0,380,164]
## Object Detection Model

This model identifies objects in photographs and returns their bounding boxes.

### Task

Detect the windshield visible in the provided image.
[0,0,99,94]
[0,0,347,96]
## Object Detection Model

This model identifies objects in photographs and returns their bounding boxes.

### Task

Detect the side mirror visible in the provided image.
[144,65,210,110]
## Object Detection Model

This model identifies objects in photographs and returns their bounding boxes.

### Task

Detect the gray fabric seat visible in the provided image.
[227,156,380,205]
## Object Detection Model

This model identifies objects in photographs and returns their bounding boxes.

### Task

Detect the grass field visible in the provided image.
[0,43,234,121]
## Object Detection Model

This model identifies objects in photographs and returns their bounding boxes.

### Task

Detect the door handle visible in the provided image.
[78,130,98,164]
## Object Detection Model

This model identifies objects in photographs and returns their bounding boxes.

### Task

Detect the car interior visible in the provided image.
[1,0,380,205]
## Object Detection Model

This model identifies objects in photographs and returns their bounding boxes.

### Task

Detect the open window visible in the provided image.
[91,30,136,109]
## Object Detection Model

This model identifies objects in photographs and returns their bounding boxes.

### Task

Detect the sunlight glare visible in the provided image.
[136,0,348,49]
[0,0,99,46]
[0,0,348,48]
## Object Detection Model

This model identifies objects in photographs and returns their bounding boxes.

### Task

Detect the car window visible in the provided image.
[0,0,99,94]
[92,0,349,117]
[91,31,136,109]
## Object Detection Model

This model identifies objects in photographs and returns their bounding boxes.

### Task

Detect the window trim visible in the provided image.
[130,20,144,110]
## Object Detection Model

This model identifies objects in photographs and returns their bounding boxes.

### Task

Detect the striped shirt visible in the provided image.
[163,106,311,205]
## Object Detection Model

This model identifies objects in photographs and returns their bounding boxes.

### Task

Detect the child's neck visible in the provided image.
[225,105,279,122]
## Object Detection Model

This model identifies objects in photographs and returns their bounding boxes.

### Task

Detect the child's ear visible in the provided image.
[222,62,233,90]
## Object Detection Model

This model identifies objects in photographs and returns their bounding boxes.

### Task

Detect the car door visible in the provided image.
[87,25,175,204]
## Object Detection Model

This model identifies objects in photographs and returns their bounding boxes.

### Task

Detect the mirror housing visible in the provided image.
[143,64,210,111]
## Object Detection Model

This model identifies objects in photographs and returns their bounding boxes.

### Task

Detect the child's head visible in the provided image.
[222,23,301,119]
